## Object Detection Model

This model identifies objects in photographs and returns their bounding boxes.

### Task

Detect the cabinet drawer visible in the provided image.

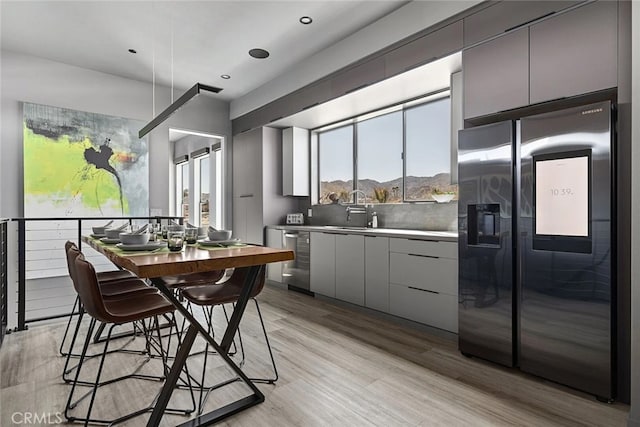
[389,238,457,259]
[390,253,457,295]
[389,283,458,333]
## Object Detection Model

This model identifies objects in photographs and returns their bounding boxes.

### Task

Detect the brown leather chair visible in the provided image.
[64,255,192,425]
[60,242,157,382]
[180,266,277,415]
[152,270,226,289]
[60,241,148,357]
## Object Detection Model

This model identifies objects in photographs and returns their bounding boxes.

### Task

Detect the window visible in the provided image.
[175,161,189,221]
[212,146,223,230]
[316,93,454,204]
[194,154,210,226]
[318,125,353,204]
[405,96,452,201]
[357,111,403,203]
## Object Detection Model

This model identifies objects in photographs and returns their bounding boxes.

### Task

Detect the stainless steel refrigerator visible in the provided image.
[458,100,614,400]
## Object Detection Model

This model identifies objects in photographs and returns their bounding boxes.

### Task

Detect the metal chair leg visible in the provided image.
[251,298,279,384]
[59,295,80,356]
[64,317,96,422]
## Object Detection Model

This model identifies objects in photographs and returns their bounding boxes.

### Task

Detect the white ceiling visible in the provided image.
[0,0,409,101]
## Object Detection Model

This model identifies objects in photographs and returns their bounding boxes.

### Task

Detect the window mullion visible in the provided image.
[352,123,358,203]
[402,107,407,203]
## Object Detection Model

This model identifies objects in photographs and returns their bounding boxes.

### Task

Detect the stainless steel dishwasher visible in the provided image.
[281,230,311,293]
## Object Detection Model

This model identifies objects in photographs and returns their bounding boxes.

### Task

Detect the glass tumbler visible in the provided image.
[148,223,157,241]
[167,230,185,252]
[185,228,198,244]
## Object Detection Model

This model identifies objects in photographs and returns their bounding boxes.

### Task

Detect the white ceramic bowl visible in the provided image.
[119,232,150,245]
[105,228,125,239]
[168,224,185,232]
[92,226,109,235]
[432,194,455,203]
[208,229,232,241]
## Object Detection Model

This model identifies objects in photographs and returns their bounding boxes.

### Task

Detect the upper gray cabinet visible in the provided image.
[290,79,333,113]
[384,21,463,78]
[330,56,385,97]
[463,1,582,46]
[529,0,618,104]
[463,1,619,120]
[463,27,529,119]
[282,127,309,197]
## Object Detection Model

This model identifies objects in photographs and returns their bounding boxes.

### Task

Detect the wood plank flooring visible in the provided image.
[0,285,629,426]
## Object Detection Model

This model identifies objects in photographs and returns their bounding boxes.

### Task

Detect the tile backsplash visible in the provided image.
[307,202,457,231]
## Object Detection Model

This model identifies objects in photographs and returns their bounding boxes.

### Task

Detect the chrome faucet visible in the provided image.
[346,205,367,222]
[346,190,368,222]
[348,189,368,205]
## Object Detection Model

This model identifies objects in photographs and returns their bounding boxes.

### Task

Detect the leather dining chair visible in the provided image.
[61,242,157,383]
[65,254,194,425]
[179,266,278,415]
[59,241,139,357]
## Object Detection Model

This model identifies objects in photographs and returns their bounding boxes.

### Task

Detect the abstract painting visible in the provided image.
[23,103,149,217]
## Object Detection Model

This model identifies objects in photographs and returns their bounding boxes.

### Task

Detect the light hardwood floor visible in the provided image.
[0,285,629,426]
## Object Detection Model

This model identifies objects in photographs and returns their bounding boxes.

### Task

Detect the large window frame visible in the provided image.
[175,145,224,228]
[175,157,189,221]
[192,147,210,227]
[316,90,453,205]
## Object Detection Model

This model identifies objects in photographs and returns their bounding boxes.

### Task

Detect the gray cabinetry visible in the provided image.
[529,0,618,104]
[388,238,458,332]
[463,1,581,46]
[364,236,389,312]
[330,56,385,98]
[310,232,336,297]
[335,234,365,305]
[384,21,463,78]
[232,127,297,244]
[265,228,284,282]
[463,27,529,119]
[282,127,309,197]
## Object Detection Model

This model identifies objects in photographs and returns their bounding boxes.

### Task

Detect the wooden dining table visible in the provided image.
[82,236,294,427]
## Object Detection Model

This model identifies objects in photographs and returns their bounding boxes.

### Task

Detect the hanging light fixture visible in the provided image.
[139,83,223,138]
[139,4,223,138]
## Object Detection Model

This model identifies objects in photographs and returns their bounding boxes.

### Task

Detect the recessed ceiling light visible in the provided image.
[221,74,231,80]
[249,48,270,59]
[128,48,137,54]
[299,16,313,25]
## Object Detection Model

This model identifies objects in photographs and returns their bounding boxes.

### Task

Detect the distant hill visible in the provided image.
[320,173,457,203]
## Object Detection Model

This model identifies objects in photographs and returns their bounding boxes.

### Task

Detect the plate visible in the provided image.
[116,242,166,251]
[197,238,242,247]
[100,237,120,244]
[91,233,106,238]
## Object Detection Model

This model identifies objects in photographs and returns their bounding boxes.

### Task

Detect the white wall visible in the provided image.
[0,49,231,219]
[628,1,640,424]
[230,0,481,119]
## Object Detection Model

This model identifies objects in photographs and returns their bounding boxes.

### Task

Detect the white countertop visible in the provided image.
[267,225,458,242]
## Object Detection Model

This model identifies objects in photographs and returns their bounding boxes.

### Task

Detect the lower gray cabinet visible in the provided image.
[389,283,458,332]
[388,238,458,333]
[364,236,389,312]
[309,232,458,332]
[335,234,365,305]
[265,228,283,282]
[310,232,336,298]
